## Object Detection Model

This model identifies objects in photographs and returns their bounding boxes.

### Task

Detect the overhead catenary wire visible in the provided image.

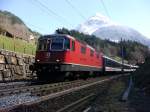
[65,0,86,20]
[99,0,111,18]
[29,0,64,32]
[25,22,49,33]
[31,0,73,27]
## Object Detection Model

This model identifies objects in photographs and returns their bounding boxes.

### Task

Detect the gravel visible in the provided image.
[0,93,39,109]
[0,81,28,86]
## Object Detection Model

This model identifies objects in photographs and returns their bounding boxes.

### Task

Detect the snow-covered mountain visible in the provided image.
[76,13,150,47]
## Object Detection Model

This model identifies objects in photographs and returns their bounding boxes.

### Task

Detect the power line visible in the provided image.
[65,0,86,20]
[26,22,49,33]
[99,0,111,18]
[31,0,73,27]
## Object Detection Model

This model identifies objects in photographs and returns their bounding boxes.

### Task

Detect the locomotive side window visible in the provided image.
[96,53,99,59]
[90,50,94,57]
[81,46,86,54]
[64,38,70,50]
[71,41,75,51]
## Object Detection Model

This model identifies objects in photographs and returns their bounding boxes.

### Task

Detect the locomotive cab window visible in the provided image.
[46,39,51,50]
[37,39,49,51]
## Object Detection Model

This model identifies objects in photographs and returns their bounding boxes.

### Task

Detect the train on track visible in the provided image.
[30,34,138,81]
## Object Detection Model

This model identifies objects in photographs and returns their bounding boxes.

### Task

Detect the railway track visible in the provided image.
[0,76,111,98]
[0,80,78,97]
[56,93,95,112]
[0,74,129,111]
[0,81,32,91]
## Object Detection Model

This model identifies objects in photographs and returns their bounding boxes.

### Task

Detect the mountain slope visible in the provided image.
[77,13,116,35]
[77,13,150,47]
[93,25,150,44]
[0,10,40,41]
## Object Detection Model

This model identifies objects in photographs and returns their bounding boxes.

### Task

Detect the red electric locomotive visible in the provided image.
[34,34,103,81]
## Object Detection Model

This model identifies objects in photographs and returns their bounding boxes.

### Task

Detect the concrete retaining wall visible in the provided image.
[0,49,35,82]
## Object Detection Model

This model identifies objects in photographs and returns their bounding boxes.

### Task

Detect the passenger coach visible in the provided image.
[103,56,138,72]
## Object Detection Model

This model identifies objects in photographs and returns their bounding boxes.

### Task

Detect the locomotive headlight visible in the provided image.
[37,59,40,62]
[56,59,60,62]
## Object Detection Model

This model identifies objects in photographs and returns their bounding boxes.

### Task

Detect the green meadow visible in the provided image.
[0,35,36,55]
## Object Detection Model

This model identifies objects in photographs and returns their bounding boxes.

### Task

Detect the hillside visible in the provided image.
[0,10,40,41]
[56,28,150,64]
[77,13,150,47]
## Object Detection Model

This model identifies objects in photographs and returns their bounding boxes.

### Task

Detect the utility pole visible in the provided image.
[121,38,124,72]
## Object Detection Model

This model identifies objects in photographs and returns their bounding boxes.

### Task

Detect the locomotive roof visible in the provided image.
[39,34,101,51]
[39,34,75,40]
[39,34,96,51]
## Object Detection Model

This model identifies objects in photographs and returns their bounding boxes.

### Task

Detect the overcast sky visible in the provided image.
[0,0,150,38]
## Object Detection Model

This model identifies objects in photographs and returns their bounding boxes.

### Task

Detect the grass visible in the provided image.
[0,35,36,55]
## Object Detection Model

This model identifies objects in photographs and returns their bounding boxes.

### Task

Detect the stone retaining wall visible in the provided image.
[0,49,35,82]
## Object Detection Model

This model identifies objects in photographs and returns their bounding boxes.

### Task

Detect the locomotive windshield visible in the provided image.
[51,38,64,51]
[37,39,49,51]
[37,35,70,51]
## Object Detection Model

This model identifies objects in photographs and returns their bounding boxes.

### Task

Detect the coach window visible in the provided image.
[90,50,94,57]
[71,41,75,51]
[81,46,86,54]
[107,59,112,66]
